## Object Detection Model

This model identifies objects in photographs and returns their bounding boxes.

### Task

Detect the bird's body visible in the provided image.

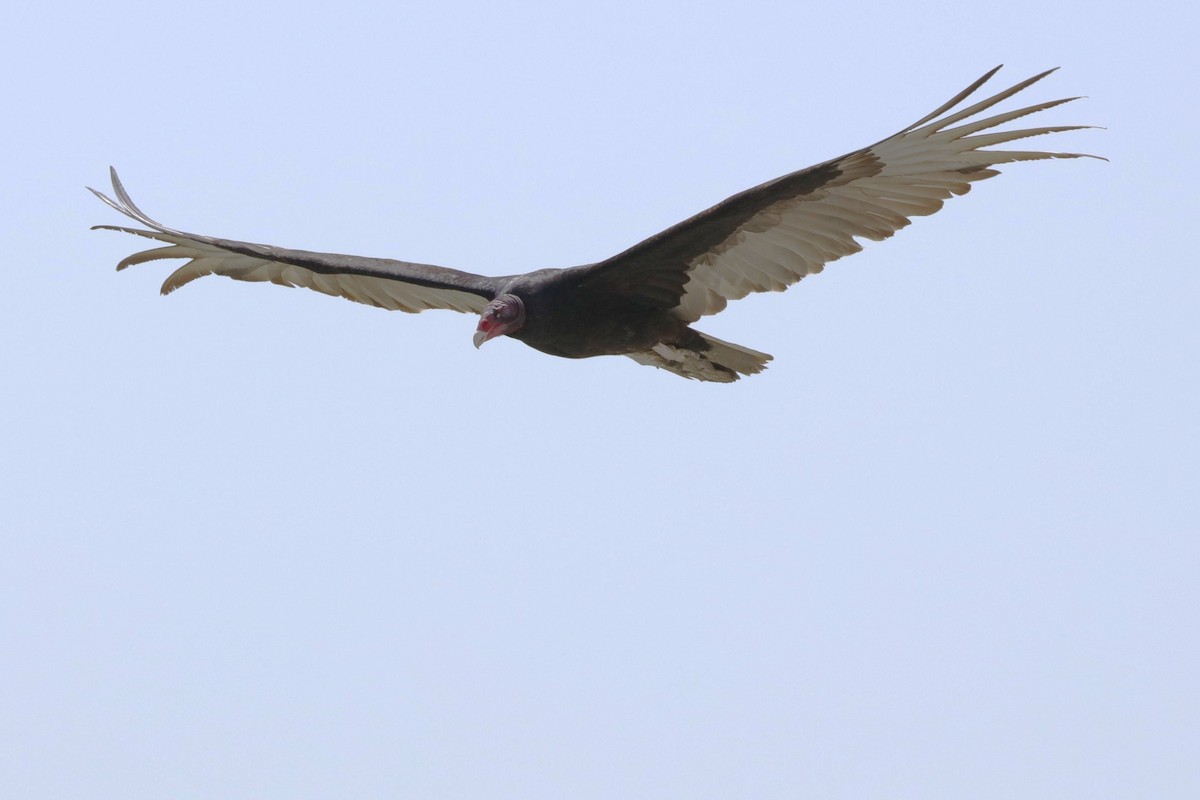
[92,67,1098,382]
[512,283,683,360]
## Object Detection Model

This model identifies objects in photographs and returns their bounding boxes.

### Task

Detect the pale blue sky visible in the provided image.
[2,1,1197,798]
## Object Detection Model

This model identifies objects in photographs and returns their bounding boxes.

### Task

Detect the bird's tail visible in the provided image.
[627,331,772,383]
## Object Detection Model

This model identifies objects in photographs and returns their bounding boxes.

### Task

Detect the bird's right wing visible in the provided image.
[91,168,502,314]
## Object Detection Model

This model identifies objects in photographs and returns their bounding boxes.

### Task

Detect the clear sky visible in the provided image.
[2,1,1196,798]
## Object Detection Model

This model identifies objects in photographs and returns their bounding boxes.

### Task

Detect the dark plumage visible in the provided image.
[92,66,1098,382]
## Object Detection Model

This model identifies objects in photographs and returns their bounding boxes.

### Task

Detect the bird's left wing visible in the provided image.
[575,67,1101,322]
[91,168,501,314]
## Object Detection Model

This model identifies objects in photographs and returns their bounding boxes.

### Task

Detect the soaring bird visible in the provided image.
[92,66,1097,382]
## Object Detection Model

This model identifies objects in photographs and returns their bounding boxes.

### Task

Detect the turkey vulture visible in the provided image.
[92,66,1097,382]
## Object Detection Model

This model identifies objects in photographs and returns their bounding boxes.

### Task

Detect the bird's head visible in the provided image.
[473,294,526,348]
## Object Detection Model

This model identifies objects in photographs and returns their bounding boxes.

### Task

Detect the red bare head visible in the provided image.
[473,294,526,348]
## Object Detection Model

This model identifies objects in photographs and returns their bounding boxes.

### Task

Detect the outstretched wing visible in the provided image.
[576,66,1101,321]
[91,168,502,314]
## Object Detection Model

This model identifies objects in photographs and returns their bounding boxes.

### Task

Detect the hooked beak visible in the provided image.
[473,316,498,349]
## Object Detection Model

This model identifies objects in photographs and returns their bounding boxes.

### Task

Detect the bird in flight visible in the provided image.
[92,66,1097,382]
